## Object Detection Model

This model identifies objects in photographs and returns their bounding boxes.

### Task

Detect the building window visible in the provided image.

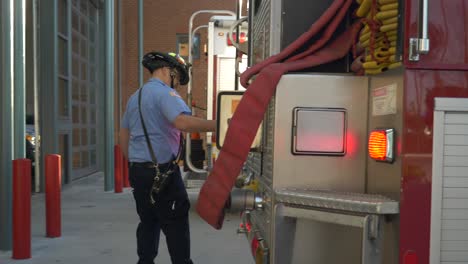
[58,78,69,117]
[58,0,68,35]
[57,0,70,119]
[58,134,69,182]
[176,33,200,60]
[58,37,68,75]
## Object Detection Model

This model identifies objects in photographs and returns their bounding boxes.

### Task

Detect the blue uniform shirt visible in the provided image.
[121,78,191,163]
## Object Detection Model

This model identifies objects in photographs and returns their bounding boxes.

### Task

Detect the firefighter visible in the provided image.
[119,51,216,264]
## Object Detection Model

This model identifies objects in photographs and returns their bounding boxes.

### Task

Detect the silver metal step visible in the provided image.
[275,188,399,215]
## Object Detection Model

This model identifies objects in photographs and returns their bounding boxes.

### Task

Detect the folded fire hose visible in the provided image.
[196,0,363,229]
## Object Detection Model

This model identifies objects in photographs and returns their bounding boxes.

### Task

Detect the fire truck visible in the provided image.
[193,0,468,263]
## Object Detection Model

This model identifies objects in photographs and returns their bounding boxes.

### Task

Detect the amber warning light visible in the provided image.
[368,129,395,163]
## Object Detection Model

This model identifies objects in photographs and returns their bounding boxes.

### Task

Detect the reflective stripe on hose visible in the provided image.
[196,22,362,229]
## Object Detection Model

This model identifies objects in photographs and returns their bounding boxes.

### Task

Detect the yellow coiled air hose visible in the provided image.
[354,0,401,75]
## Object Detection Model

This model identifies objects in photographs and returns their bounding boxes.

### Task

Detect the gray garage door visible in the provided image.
[71,0,99,178]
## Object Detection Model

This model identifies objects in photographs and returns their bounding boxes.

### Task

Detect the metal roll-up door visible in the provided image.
[431,98,468,264]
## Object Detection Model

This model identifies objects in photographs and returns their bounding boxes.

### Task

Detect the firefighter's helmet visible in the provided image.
[142,51,190,85]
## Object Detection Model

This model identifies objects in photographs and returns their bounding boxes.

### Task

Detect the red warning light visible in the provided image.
[245,222,252,232]
[227,32,247,46]
[251,237,259,257]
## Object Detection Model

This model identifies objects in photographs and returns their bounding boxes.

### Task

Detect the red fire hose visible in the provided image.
[197,0,362,229]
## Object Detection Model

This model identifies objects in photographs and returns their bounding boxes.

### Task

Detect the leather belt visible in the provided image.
[129,162,174,170]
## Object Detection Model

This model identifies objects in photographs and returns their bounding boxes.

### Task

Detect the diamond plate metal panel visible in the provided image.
[275,188,399,214]
[251,183,273,243]
[245,152,262,178]
[252,0,271,63]
[262,98,276,183]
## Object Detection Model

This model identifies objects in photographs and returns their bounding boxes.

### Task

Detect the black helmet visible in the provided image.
[142,51,190,85]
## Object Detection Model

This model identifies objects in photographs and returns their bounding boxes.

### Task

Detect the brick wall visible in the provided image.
[119,0,236,121]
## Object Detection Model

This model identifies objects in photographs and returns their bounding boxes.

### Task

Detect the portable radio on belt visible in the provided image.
[138,86,184,204]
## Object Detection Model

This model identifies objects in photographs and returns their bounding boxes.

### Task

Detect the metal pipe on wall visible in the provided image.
[14,0,26,159]
[0,0,14,251]
[118,0,123,129]
[206,21,215,145]
[39,0,59,193]
[186,10,236,174]
[64,0,72,184]
[138,0,144,86]
[104,0,115,191]
[234,0,241,91]
[33,0,41,192]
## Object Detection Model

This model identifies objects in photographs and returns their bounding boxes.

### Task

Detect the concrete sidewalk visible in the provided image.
[0,173,253,264]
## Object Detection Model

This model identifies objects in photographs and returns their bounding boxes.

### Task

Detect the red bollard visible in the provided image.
[123,155,130,188]
[12,159,32,259]
[114,145,123,193]
[45,154,62,238]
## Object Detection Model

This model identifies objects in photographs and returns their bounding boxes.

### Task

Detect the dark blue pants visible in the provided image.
[129,163,193,264]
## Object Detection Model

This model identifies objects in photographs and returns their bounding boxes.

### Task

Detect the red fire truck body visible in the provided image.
[197,0,468,263]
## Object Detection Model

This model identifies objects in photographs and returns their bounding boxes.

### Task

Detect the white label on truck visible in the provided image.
[372,84,397,116]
